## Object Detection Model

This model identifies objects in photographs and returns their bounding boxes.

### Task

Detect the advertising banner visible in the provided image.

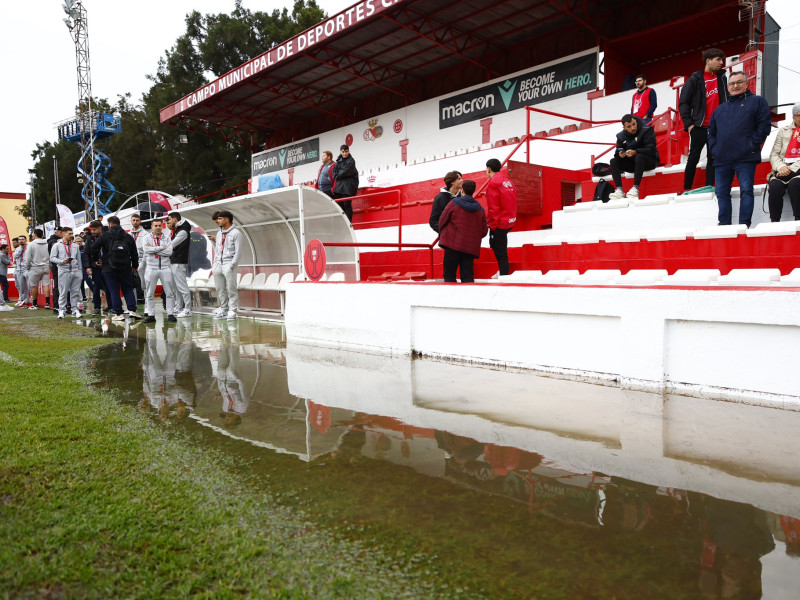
[252,138,320,176]
[56,204,75,229]
[0,215,10,247]
[439,52,598,129]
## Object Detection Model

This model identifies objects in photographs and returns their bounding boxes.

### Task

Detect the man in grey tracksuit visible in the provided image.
[211,210,241,320]
[24,229,52,309]
[13,236,30,306]
[141,219,176,323]
[48,227,83,319]
[166,212,192,318]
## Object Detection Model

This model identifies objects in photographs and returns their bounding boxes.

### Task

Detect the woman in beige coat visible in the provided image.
[767,102,800,221]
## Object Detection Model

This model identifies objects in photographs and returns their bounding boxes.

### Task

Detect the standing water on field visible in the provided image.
[88,317,800,599]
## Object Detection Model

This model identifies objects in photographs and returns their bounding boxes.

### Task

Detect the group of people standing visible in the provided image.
[608,47,792,227]
[314,143,359,222]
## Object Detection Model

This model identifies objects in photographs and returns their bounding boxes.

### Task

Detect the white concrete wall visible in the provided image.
[285,282,800,404]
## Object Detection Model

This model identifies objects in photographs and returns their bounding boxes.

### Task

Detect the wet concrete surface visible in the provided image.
[86,314,800,598]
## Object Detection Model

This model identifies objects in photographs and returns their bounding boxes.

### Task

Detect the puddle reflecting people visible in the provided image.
[211,210,241,321]
[90,215,143,322]
[167,212,193,319]
[217,327,248,428]
[767,102,800,222]
[141,219,176,323]
[486,158,518,277]
[49,227,83,319]
[142,326,195,421]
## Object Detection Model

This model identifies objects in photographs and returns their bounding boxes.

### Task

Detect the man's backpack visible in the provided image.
[593,180,615,203]
[107,237,132,270]
[591,162,612,177]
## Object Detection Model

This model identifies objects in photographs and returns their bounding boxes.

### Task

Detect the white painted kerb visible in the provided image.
[285,282,800,403]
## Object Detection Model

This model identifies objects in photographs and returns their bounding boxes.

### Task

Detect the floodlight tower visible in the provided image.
[59,0,120,218]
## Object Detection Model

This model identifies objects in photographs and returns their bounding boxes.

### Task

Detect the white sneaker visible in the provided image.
[15,300,23,307]
[58,310,65,319]
[625,187,640,199]
[226,311,237,321]
[213,308,226,319]
[111,313,126,322]
[490,271,500,280]
[72,310,82,318]
[0,304,14,312]
[608,188,625,200]
[176,309,192,318]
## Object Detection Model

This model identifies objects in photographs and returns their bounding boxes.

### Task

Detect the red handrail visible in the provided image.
[191,181,249,203]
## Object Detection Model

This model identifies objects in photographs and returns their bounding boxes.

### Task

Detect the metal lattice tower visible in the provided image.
[60,0,120,218]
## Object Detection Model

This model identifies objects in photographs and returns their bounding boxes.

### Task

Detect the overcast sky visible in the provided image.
[1,0,798,194]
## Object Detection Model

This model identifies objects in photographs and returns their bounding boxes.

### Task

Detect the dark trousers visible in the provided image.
[91,268,106,309]
[50,269,59,307]
[0,275,8,301]
[768,171,800,222]
[103,269,137,315]
[490,228,511,276]
[610,154,657,188]
[684,126,715,190]
[443,248,475,283]
[334,193,353,222]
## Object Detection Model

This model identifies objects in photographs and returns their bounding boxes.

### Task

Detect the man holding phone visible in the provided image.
[49,227,83,319]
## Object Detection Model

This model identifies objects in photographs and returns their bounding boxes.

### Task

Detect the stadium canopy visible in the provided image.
[177,186,359,281]
[160,0,758,150]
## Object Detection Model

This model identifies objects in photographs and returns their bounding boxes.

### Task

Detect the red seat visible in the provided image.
[534,130,548,138]
[579,122,592,130]
[507,136,520,144]
[563,124,578,133]
[494,139,508,147]
[547,127,563,137]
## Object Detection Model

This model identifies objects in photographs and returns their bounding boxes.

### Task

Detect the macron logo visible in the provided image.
[498,80,517,111]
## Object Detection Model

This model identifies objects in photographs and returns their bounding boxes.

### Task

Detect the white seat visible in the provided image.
[693,224,747,240]
[659,269,720,285]
[563,202,596,213]
[634,195,672,207]
[238,272,253,289]
[717,269,781,286]
[540,270,580,283]
[235,272,243,286]
[327,272,345,282]
[498,270,543,283]
[746,221,800,238]
[603,230,642,243]
[249,273,267,290]
[261,272,280,290]
[572,270,621,285]
[645,228,695,242]
[277,273,295,314]
[614,269,669,286]
[779,268,800,287]
[531,237,563,247]
[564,234,600,245]
[597,199,630,210]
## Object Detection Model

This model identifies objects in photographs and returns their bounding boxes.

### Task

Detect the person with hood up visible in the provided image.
[89,215,142,321]
[48,227,83,319]
[331,144,359,222]
[141,218,176,324]
[708,71,771,227]
[485,158,517,277]
[211,210,242,321]
[438,180,488,283]
[166,211,193,318]
[429,170,463,233]
[24,229,52,309]
[608,114,660,200]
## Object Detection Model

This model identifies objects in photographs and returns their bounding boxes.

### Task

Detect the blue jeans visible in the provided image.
[715,162,757,226]
[102,269,137,315]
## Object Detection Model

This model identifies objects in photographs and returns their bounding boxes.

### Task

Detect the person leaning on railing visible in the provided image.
[767,102,800,222]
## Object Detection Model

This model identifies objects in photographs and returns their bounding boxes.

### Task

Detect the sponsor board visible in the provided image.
[252,139,320,176]
[439,52,597,128]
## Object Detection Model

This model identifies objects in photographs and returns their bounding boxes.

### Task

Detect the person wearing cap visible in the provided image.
[767,102,800,222]
[332,144,359,222]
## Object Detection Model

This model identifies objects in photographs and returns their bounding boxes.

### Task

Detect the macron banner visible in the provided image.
[252,138,320,176]
[439,52,598,129]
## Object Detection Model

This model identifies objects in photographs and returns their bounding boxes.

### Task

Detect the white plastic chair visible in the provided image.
[238,273,253,289]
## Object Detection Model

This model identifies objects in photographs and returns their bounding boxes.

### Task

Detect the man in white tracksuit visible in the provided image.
[48,227,83,319]
[140,219,176,324]
[211,210,241,321]
[128,213,146,303]
[166,211,193,318]
[13,236,30,307]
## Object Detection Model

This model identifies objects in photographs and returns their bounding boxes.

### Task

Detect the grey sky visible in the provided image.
[1,0,797,194]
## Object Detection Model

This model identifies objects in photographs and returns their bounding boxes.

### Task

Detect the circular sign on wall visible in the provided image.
[393,119,403,134]
[303,239,327,281]
[345,134,354,147]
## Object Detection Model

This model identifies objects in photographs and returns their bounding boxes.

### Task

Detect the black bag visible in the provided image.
[591,162,611,177]
[107,239,132,270]
[593,180,615,203]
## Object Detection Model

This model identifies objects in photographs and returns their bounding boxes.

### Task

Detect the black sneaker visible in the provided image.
[167,314,177,323]
[93,309,101,316]
[143,315,156,323]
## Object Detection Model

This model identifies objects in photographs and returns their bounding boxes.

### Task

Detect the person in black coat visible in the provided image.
[429,170,463,233]
[332,144,359,222]
[89,215,142,321]
[608,115,660,200]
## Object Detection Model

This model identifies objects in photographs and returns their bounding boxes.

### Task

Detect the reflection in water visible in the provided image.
[89,318,800,598]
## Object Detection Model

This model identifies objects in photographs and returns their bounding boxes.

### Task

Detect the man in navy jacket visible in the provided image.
[709,72,771,226]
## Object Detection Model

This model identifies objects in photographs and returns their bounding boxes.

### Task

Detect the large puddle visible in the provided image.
[88,317,800,598]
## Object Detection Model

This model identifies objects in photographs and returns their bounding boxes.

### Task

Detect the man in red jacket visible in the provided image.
[485,158,517,276]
